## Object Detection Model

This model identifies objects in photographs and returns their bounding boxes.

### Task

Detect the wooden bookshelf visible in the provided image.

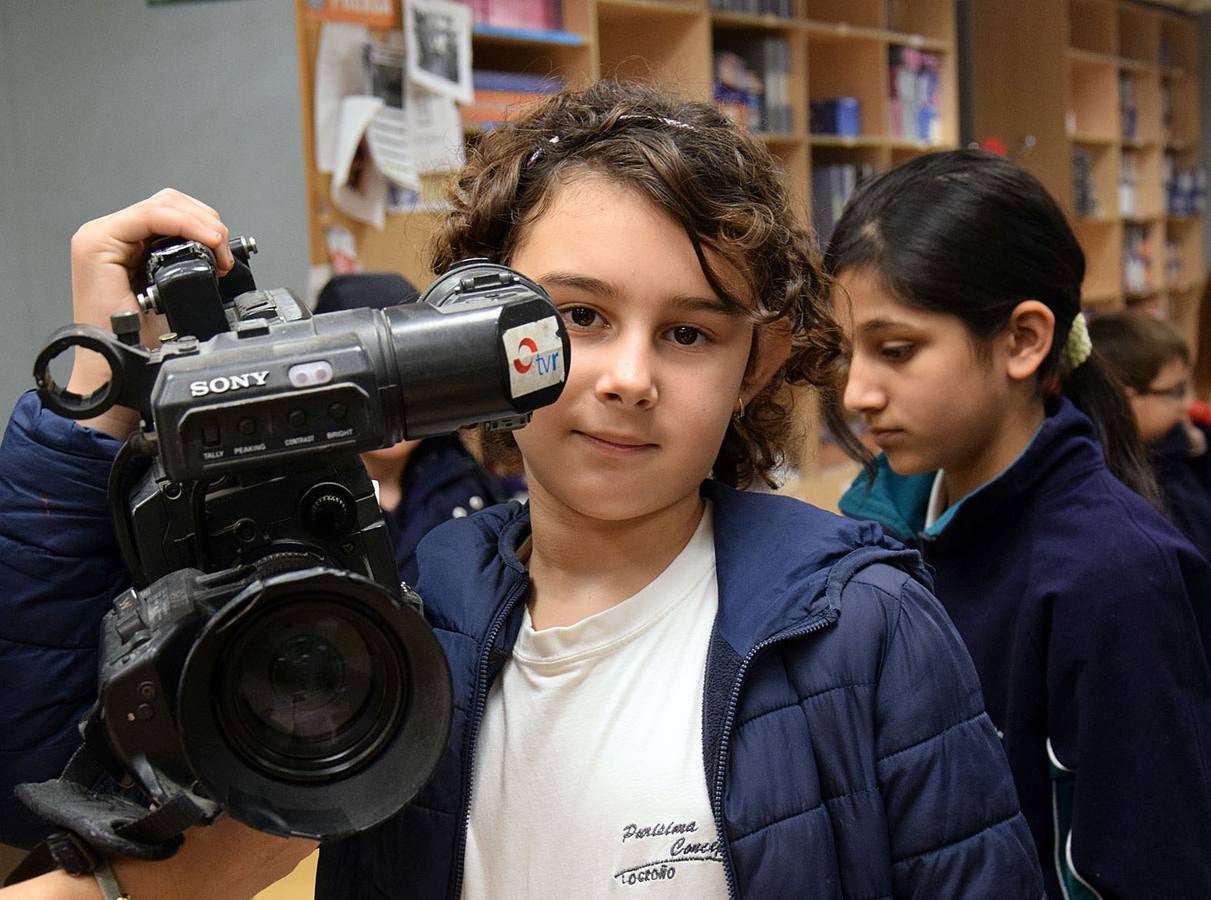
[292,0,958,496]
[970,0,1204,343]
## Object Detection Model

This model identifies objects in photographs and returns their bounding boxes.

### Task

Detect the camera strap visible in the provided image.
[5,743,222,885]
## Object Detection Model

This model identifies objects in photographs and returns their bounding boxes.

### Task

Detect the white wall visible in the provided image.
[0,0,308,407]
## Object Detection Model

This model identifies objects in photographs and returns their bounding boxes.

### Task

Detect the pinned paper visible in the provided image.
[405,0,473,105]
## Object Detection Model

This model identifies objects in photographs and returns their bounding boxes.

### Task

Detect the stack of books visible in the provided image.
[459,70,565,128]
[811,163,876,248]
[460,0,562,33]
[888,46,942,143]
[712,37,791,134]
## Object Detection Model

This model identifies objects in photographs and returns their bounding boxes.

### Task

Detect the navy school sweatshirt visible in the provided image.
[841,397,1211,900]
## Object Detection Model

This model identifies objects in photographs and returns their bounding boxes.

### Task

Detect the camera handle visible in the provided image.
[33,319,165,422]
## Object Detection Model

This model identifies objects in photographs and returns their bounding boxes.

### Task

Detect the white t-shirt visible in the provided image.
[461,504,728,898]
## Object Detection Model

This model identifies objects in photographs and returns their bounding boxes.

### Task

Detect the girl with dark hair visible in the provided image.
[0,85,1042,897]
[826,148,1211,899]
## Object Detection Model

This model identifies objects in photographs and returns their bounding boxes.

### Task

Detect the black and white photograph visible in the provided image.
[405,0,472,105]
[363,33,406,109]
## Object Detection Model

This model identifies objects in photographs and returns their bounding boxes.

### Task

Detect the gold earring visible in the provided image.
[734,396,746,420]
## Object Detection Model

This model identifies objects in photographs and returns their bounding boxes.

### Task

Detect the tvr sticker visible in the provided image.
[504,316,564,398]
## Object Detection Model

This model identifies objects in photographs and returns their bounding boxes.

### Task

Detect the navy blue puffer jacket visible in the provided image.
[316,482,1043,898]
[0,392,1042,895]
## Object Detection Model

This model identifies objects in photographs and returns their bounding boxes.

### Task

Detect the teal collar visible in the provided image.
[840,421,1046,542]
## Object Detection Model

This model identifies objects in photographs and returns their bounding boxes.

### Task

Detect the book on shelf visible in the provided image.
[1120,150,1138,217]
[460,70,566,127]
[811,163,876,248]
[457,0,562,33]
[708,0,793,19]
[888,45,942,143]
[1123,223,1152,296]
[1163,151,1207,217]
[1073,147,1098,217]
[1120,71,1138,141]
[809,97,860,137]
[712,36,791,134]
[472,69,564,93]
[1166,236,1182,287]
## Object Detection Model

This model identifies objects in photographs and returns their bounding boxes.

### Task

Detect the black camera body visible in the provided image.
[31,238,569,841]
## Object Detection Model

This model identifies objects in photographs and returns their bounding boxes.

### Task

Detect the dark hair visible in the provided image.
[823,149,1158,503]
[431,79,842,488]
[1088,311,1190,392]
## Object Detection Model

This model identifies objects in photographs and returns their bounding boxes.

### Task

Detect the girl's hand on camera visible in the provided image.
[66,189,235,439]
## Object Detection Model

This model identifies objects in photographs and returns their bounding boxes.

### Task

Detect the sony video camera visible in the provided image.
[28,237,569,843]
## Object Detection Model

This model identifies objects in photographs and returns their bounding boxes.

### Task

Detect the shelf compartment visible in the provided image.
[1068,55,1119,139]
[471,30,592,84]
[804,0,880,30]
[1164,216,1204,290]
[598,2,712,97]
[1162,73,1199,147]
[713,25,802,135]
[1069,0,1118,57]
[806,33,885,139]
[883,0,953,43]
[1167,281,1203,343]
[1118,2,1161,66]
[1075,218,1124,306]
[1072,141,1119,218]
[1118,67,1161,144]
[1160,13,1198,71]
[1123,219,1164,297]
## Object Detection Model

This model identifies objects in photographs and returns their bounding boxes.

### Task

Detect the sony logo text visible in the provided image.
[189,371,271,398]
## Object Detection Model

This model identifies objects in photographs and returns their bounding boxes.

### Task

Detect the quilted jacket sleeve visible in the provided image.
[863,566,1044,897]
[0,391,129,848]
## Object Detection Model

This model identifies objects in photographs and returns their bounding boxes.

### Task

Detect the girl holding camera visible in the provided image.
[1,83,1043,898]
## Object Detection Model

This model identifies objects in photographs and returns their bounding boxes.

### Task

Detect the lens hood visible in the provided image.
[177,567,452,839]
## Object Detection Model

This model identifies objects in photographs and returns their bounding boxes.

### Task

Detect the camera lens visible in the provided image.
[216,598,406,781]
[179,567,452,838]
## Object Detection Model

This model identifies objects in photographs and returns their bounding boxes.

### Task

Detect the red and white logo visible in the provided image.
[513,337,538,374]
[503,317,564,398]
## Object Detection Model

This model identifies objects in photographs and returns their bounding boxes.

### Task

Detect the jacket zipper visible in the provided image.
[711,614,836,900]
[449,575,529,900]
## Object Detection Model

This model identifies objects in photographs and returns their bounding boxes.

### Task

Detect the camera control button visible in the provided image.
[288,409,308,428]
[328,402,348,421]
[236,320,271,339]
[288,361,334,387]
[238,417,257,436]
[202,420,221,446]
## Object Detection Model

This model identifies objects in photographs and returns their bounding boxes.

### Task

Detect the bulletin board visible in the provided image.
[294,0,456,292]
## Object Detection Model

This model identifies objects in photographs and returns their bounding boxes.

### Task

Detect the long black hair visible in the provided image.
[823,149,1158,504]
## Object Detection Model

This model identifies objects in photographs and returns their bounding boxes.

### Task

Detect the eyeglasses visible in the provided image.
[1137,381,1191,400]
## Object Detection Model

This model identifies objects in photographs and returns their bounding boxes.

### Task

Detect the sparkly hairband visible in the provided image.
[1062,311,1092,371]
[524,114,695,168]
